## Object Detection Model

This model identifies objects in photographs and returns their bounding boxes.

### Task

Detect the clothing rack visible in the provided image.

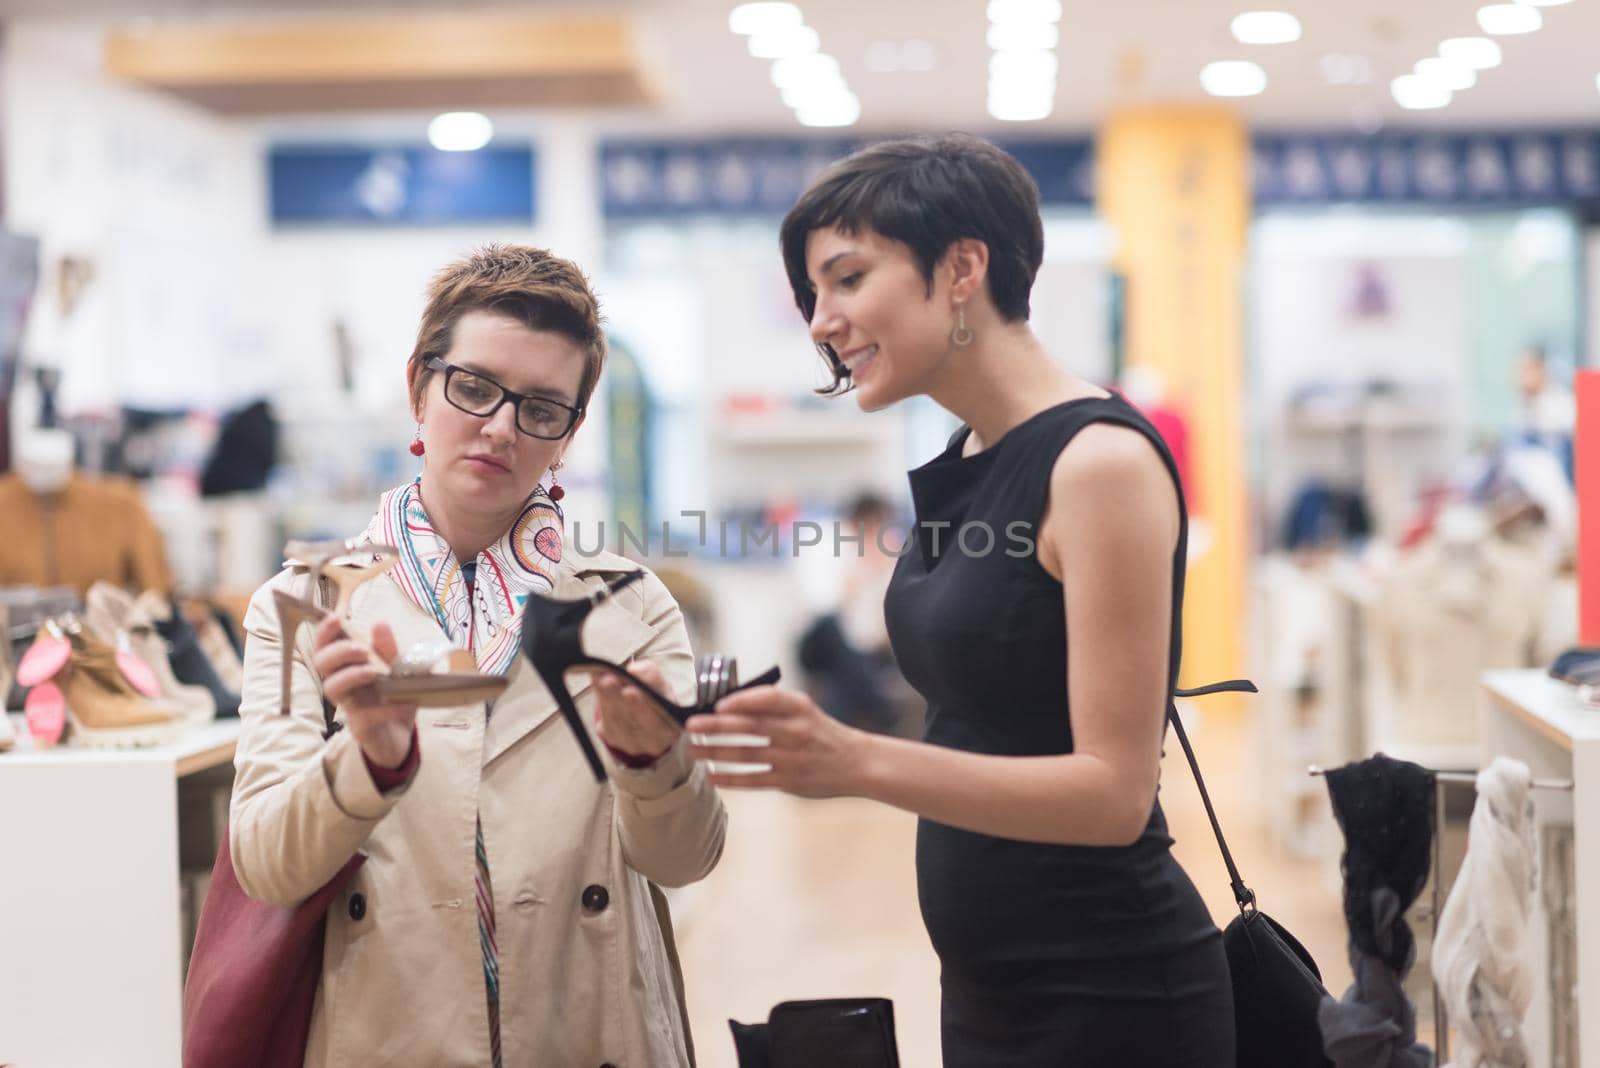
[1308,762,1572,1062]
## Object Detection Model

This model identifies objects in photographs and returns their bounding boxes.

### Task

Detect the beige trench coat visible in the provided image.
[230,548,724,1067]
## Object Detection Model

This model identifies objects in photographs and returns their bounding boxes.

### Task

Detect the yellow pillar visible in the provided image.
[1097,106,1250,692]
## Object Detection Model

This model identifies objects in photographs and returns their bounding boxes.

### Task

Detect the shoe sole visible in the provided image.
[65,711,184,749]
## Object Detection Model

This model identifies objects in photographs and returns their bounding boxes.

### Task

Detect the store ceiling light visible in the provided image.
[990,49,1059,82]
[988,93,1053,121]
[728,2,802,36]
[1230,11,1302,45]
[986,0,1063,25]
[796,92,860,127]
[1391,73,1451,109]
[1199,60,1267,97]
[1438,36,1502,69]
[428,111,492,152]
[772,51,840,88]
[748,23,819,59]
[1476,3,1542,35]
[1415,57,1476,91]
[987,22,1059,50]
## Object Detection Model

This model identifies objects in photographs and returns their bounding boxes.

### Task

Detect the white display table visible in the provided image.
[1483,670,1599,1068]
[0,717,240,1068]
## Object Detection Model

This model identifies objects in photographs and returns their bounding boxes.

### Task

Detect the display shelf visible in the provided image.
[1482,670,1600,1068]
[0,717,240,1068]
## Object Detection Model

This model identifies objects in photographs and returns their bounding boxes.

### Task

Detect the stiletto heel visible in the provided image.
[271,589,327,715]
[519,570,781,782]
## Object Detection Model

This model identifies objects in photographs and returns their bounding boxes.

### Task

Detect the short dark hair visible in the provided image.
[779,133,1045,393]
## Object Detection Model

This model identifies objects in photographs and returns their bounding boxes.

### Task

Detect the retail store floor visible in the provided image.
[673,707,1356,1067]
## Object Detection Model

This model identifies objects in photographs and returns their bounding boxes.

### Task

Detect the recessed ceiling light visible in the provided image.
[728,2,802,36]
[990,49,1060,82]
[1439,36,1502,69]
[796,93,861,127]
[1476,3,1542,35]
[988,79,1054,121]
[986,0,1063,25]
[987,22,1060,50]
[1391,74,1451,109]
[1200,60,1267,97]
[428,112,493,152]
[772,52,842,89]
[1230,11,1302,45]
[1416,57,1476,91]
[748,24,819,59]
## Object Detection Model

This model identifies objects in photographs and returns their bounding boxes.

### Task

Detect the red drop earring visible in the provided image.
[548,459,565,502]
[409,426,425,457]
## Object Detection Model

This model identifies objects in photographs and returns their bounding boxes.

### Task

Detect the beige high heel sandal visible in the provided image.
[272,540,508,713]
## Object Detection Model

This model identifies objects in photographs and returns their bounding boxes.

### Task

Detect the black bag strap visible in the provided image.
[1169,679,1259,915]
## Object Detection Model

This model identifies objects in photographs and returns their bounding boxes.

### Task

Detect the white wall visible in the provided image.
[5,22,267,416]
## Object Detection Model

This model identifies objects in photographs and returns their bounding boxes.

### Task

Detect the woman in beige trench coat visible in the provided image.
[229,245,724,1067]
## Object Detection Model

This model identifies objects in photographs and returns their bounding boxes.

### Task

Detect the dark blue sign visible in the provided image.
[600,137,1094,216]
[601,130,1600,217]
[269,145,536,226]
[1253,130,1600,207]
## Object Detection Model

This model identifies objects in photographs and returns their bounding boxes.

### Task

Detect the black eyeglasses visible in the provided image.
[426,357,585,440]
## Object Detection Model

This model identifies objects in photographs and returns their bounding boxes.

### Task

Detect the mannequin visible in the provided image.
[14,425,72,493]
[0,421,172,595]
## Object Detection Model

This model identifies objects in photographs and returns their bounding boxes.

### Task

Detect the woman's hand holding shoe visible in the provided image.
[685,687,872,799]
[592,659,678,765]
[312,614,417,770]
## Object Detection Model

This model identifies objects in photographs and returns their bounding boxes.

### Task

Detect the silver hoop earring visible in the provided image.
[950,304,975,349]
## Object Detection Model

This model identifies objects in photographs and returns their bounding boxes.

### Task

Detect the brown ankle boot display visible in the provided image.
[59,624,179,748]
[85,583,216,727]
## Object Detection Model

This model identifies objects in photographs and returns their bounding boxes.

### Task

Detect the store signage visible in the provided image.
[268,145,536,226]
[599,137,1094,216]
[601,130,1600,216]
[1253,131,1600,207]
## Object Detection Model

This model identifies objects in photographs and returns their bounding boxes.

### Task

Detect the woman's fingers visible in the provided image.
[369,622,399,666]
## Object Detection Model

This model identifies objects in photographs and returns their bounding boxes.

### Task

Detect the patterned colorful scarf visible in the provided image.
[362,478,563,675]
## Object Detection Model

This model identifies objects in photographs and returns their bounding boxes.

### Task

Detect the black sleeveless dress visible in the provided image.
[882,395,1235,1067]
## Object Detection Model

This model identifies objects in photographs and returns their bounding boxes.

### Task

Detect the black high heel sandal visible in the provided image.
[519,569,781,782]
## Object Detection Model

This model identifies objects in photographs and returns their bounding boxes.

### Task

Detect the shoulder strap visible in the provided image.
[1169,679,1259,914]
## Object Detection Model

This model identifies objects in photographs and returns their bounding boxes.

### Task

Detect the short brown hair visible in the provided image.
[407,244,606,421]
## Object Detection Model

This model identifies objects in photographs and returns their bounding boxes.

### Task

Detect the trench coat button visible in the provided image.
[581,884,609,912]
[348,892,367,921]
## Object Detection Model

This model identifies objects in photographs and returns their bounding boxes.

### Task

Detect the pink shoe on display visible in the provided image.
[25,682,65,748]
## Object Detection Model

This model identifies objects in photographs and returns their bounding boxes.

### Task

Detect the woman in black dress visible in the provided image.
[685,134,1234,1066]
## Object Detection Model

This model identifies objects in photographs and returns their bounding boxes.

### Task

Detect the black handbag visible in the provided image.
[730,998,900,1068]
[1170,682,1335,1068]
